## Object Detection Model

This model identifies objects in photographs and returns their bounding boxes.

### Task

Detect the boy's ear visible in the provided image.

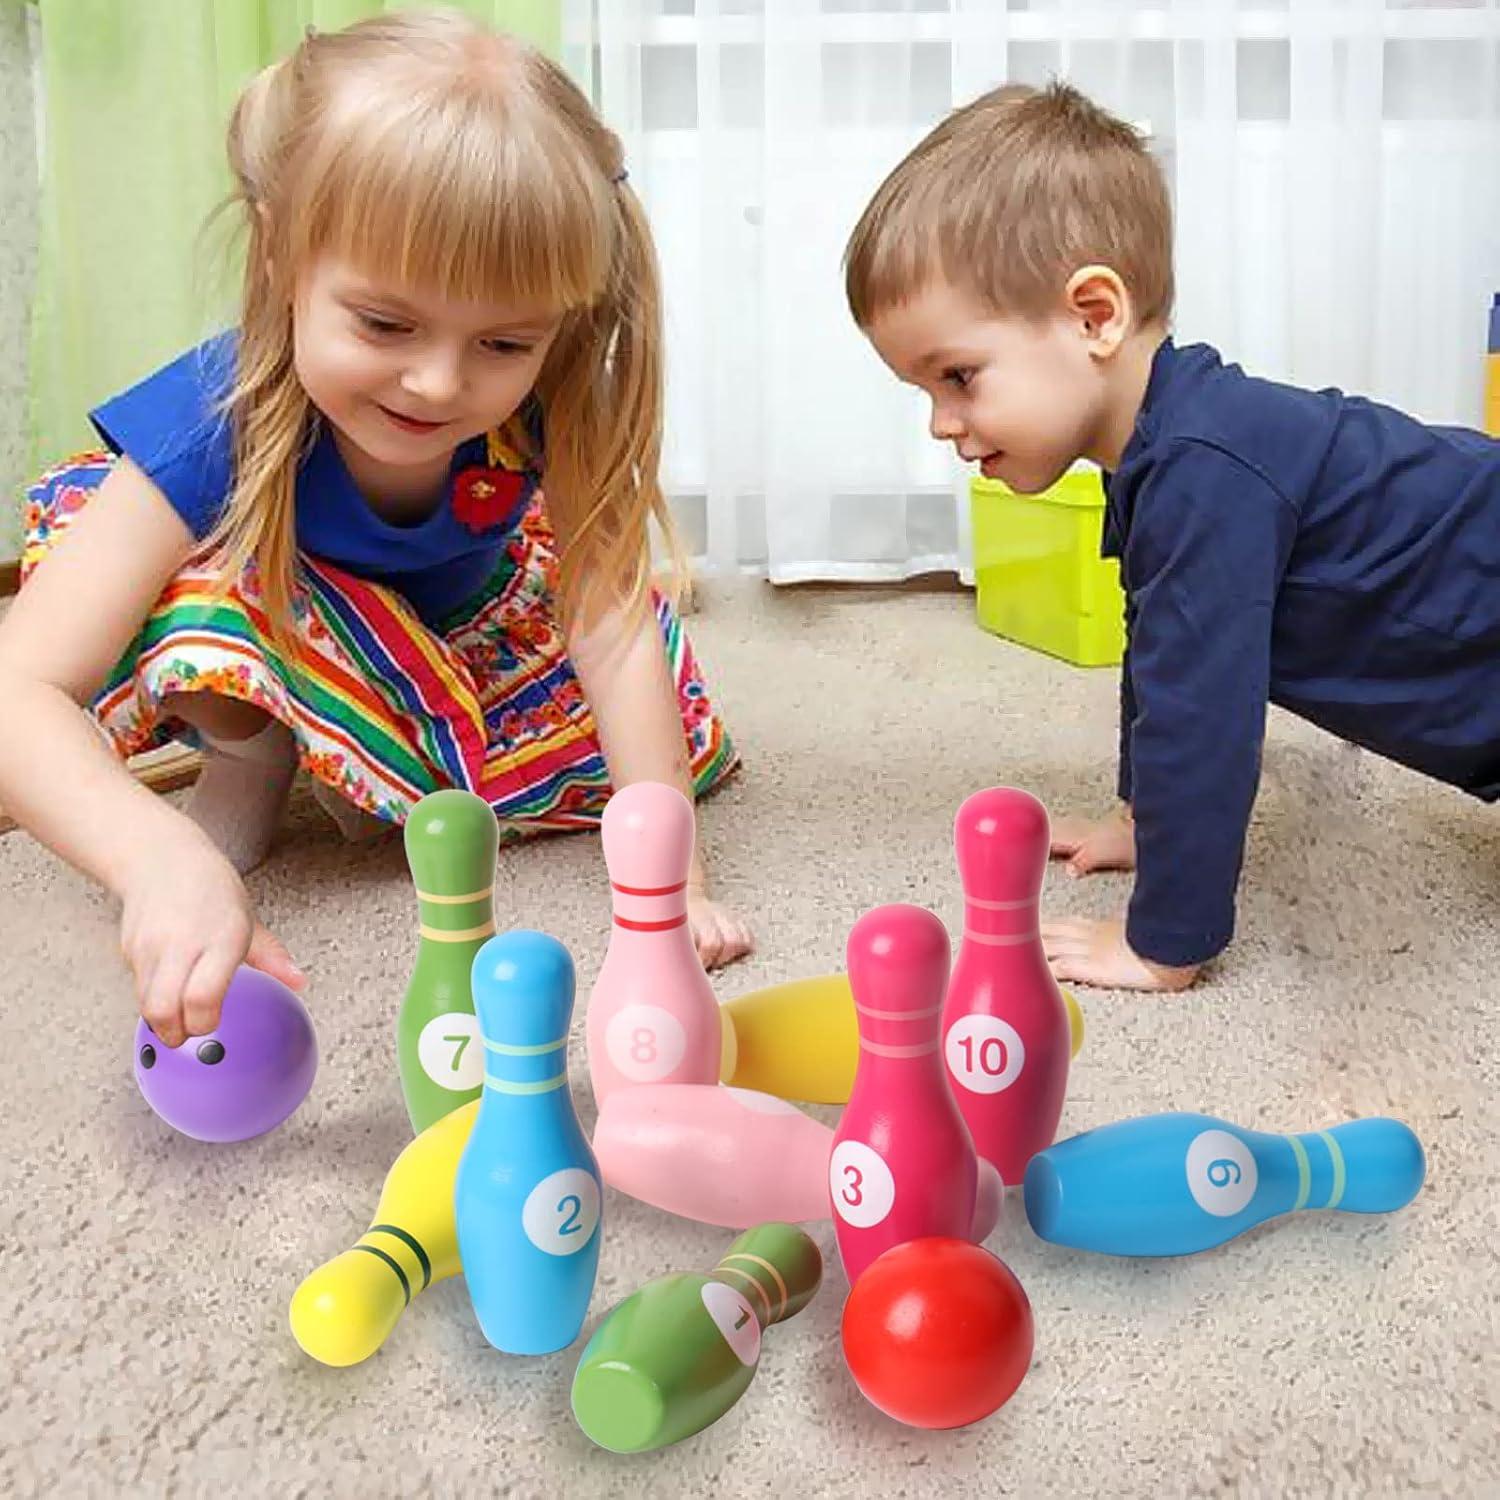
[1064,265,1132,359]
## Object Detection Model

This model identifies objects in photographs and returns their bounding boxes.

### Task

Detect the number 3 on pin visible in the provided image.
[828,1141,896,1229]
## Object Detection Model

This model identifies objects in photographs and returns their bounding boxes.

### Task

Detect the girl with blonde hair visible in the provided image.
[0,9,750,1048]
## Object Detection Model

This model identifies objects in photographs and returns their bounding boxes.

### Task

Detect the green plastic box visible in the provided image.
[971,469,1126,668]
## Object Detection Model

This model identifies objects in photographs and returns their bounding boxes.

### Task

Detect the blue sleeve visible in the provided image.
[1122,440,1296,967]
[1117,628,1137,803]
[87,335,237,540]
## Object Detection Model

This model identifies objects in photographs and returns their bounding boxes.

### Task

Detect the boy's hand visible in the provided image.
[118,827,305,1047]
[1049,806,1136,876]
[1041,916,1199,992]
[687,892,756,972]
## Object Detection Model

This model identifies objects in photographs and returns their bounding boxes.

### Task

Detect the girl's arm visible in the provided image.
[566,596,754,969]
[0,458,300,1043]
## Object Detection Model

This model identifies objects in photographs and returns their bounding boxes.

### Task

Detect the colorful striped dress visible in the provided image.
[20,352,737,843]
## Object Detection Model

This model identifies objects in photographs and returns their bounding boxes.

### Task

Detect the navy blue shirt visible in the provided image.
[89,335,543,625]
[1102,339,1500,967]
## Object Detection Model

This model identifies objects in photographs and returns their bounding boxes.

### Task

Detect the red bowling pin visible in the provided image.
[943,787,1070,1186]
[830,905,978,1284]
[586,782,723,1109]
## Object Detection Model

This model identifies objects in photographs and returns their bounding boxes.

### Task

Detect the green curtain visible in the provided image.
[26,0,561,473]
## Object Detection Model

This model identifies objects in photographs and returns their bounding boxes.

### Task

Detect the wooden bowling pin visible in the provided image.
[594,1082,1006,1241]
[455,930,602,1354]
[571,1222,822,1452]
[943,788,1070,1185]
[721,972,1085,1104]
[397,789,497,1133]
[1023,1112,1427,1257]
[594,1083,833,1227]
[830,905,978,1283]
[289,1098,478,1366]
[585,782,725,1108]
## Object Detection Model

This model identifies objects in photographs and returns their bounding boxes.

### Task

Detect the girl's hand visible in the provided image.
[687,891,756,971]
[1049,805,1136,877]
[118,827,305,1047]
[1040,915,1199,992]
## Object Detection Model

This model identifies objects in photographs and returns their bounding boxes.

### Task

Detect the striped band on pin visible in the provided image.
[1318,1131,1347,1209]
[714,1263,772,1323]
[369,1224,432,1290]
[1288,1133,1312,1211]
[484,1037,567,1057]
[613,915,687,932]
[484,1071,567,1095]
[962,929,1035,947]
[612,880,687,897]
[418,921,497,942]
[414,886,494,905]
[966,895,1038,912]
[859,1038,939,1059]
[720,1251,789,1322]
[854,1002,944,1022]
[352,1243,410,1305]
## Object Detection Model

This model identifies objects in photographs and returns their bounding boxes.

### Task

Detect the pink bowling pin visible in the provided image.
[586,783,723,1108]
[943,787,1070,1186]
[595,1082,1005,1239]
[830,905,978,1283]
[594,1083,832,1227]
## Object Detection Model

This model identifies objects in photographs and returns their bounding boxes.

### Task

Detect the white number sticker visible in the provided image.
[945,1014,1025,1096]
[1185,1129,1257,1217]
[701,1281,762,1366]
[417,1011,484,1091]
[522,1167,602,1255]
[828,1140,896,1229]
[605,1003,687,1082]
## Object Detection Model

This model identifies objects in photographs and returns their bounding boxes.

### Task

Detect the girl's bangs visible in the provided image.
[294,102,613,312]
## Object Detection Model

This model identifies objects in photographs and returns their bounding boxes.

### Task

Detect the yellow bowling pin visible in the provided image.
[289,1099,477,1367]
[721,974,1083,1104]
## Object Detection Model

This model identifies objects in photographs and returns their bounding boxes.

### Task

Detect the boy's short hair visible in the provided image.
[845,80,1174,329]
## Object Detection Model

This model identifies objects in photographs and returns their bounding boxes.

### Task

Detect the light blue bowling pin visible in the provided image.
[1023,1112,1425,1257]
[454,930,602,1354]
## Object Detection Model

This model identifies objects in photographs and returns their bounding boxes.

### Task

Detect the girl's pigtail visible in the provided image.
[542,169,685,633]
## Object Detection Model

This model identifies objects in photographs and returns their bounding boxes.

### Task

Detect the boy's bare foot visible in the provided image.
[1049,806,1136,877]
[1041,916,1199,992]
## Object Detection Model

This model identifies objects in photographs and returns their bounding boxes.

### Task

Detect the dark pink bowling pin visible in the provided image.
[943,787,1070,1185]
[830,905,978,1283]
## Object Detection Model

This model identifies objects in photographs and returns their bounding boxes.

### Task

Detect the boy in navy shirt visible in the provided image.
[844,81,1500,991]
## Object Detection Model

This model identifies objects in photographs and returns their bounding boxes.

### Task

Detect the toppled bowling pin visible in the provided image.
[720,974,859,1103]
[456,931,602,1354]
[721,971,1085,1104]
[594,1082,1005,1241]
[289,1099,477,1366]
[1024,1112,1426,1257]
[594,1084,833,1227]
[572,1223,822,1452]
[831,905,978,1283]
[397,790,497,1133]
[943,788,1070,1184]
[586,782,725,1108]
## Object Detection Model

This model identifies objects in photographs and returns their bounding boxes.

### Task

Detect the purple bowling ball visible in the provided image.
[133,966,318,1142]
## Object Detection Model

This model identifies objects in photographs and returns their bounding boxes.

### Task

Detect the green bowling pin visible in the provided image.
[397,789,498,1133]
[571,1222,822,1453]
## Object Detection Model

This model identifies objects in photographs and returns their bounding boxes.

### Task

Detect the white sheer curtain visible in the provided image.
[563,0,1500,584]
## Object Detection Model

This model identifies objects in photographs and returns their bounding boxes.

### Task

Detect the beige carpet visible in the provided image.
[1,578,1495,1499]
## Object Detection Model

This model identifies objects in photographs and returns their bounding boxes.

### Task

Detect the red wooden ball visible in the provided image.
[841,1237,1034,1429]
